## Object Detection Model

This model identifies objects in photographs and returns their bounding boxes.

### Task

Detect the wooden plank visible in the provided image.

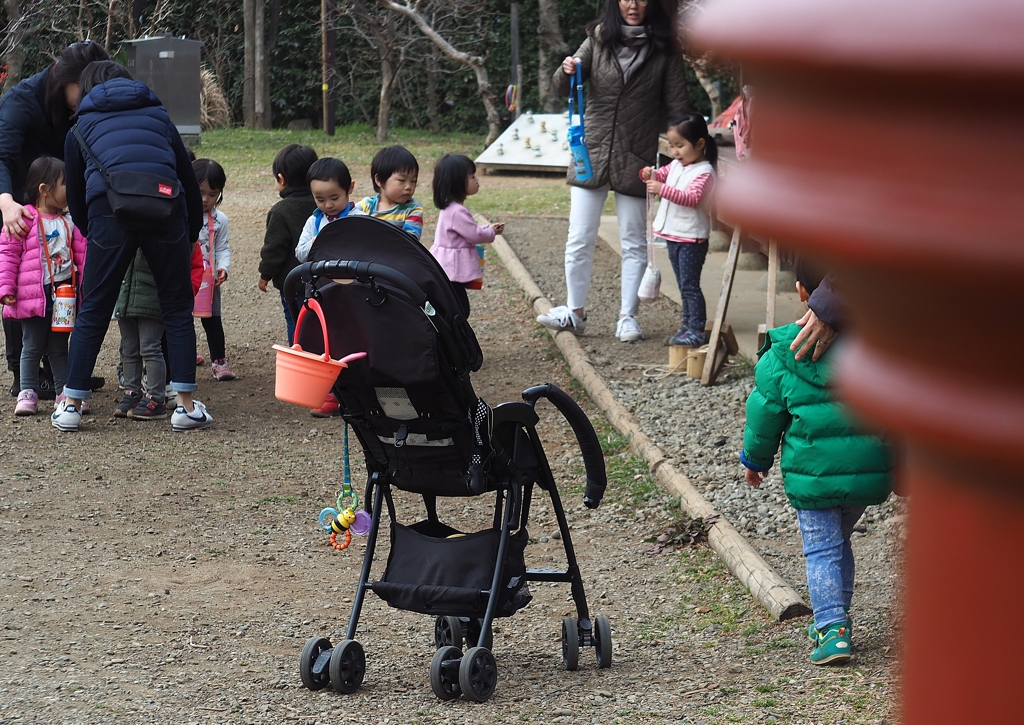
[709,340,730,383]
[766,239,779,330]
[702,226,742,386]
[476,162,567,174]
[722,323,739,355]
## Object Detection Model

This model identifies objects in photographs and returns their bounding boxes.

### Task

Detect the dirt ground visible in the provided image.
[0,174,897,724]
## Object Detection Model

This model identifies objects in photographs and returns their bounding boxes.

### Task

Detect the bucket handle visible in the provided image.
[291,298,368,368]
[292,298,334,362]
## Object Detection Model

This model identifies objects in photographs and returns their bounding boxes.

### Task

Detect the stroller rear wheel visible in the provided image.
[594,614,613,669]
[561,617,580,671]
[434,616,464,650]
[429,645,463,700]
[329,639,366,694]
[458,646,498,702]
[299,636,333,691]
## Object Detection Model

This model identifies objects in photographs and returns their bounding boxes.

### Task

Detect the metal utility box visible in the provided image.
[121,35,203,136]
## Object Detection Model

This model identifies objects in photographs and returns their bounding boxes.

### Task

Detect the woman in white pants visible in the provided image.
[538,0,689,341]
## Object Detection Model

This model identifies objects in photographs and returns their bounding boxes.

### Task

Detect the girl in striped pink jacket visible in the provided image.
[0,157,87,415]
[641,113,718,348]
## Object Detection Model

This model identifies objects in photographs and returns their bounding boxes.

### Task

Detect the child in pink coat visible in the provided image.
[428,154,504,317]
[0,157,87,415]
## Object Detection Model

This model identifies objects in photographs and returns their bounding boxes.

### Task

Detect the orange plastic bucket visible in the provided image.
[273,299,358,408]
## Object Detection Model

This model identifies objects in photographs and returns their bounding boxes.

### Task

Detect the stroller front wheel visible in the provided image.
[459,646,498,702]
[329,639,366,694]
[430,645,464,700]
[561,617,580,671]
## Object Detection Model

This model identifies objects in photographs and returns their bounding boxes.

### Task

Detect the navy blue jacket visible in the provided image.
[0,69,64,203]
[64,77,202,243]
[808,274,845,331]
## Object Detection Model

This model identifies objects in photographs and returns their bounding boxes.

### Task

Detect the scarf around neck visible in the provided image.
[617,25,650,83]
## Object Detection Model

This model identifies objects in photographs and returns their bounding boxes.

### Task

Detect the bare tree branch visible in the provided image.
[377,0,501,144]
[679,0,729,118]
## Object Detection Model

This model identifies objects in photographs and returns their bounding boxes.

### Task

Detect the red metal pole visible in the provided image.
[691,1,1024,722]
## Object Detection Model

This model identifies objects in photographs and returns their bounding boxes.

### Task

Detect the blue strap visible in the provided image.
[569,65,585,139]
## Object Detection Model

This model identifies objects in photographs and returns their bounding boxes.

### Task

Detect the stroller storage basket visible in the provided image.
[373,520,529,619]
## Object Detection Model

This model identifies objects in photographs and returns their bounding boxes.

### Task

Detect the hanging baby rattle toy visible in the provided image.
[317,423,372,551]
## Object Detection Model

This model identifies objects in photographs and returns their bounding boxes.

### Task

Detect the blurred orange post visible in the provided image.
[692,1,1024,722]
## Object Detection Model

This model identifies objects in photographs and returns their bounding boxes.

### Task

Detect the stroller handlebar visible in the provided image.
[283,260,428,316]
[522,384,607,509]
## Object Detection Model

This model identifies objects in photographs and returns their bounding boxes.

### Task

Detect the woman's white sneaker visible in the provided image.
[616,315,644,342]
[537,305,587,334]
[171,400,213,431]
[51,398,82,431]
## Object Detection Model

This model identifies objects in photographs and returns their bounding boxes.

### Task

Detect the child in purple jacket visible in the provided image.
[428,154,504,317]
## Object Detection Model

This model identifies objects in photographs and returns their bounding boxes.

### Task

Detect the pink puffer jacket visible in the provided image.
[0,206,87,320]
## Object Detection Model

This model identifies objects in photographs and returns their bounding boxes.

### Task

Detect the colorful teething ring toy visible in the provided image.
[330,529,352,551]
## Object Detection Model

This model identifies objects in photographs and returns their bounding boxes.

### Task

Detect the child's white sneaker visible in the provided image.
[537,305,587,335]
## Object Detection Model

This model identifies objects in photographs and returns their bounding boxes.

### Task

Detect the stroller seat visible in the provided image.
[290,217,611,702]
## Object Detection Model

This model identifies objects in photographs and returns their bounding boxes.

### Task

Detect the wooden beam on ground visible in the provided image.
[702,226,742,386]
[487,223,811,621]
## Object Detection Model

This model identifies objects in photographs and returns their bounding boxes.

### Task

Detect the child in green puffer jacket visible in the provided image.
[740,259,893,666]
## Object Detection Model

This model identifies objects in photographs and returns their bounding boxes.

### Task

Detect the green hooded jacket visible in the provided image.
[741,323,893,510]
[114,248,162,320]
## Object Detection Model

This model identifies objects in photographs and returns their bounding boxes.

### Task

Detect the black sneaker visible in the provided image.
[114,391,142,418]
[128,394,168,420]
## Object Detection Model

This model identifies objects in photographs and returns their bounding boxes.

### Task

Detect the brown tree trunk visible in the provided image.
[130,0,142,34]
[689,59,721,119]
[243,0,255,128]
[3,46,24,91]
[425,48,440,134]
[2,0,26,90]
[104,0,116,51]
[375,10,396,141]
[254,0,270,129]
[377,57,394,141]
[262,0,280,129]
[537,0,567,113]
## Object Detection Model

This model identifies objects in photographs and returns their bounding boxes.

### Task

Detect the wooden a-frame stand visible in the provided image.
[700,226,778,386]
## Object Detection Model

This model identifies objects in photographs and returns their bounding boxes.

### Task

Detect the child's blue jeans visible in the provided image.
[796,506,867,631]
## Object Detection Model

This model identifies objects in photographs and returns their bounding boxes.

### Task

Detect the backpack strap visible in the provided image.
[71,125,109,180]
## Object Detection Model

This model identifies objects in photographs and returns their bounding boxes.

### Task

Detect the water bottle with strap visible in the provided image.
[567,65,593,182]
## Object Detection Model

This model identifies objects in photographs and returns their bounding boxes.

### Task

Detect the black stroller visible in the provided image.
[288,216,611,702]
